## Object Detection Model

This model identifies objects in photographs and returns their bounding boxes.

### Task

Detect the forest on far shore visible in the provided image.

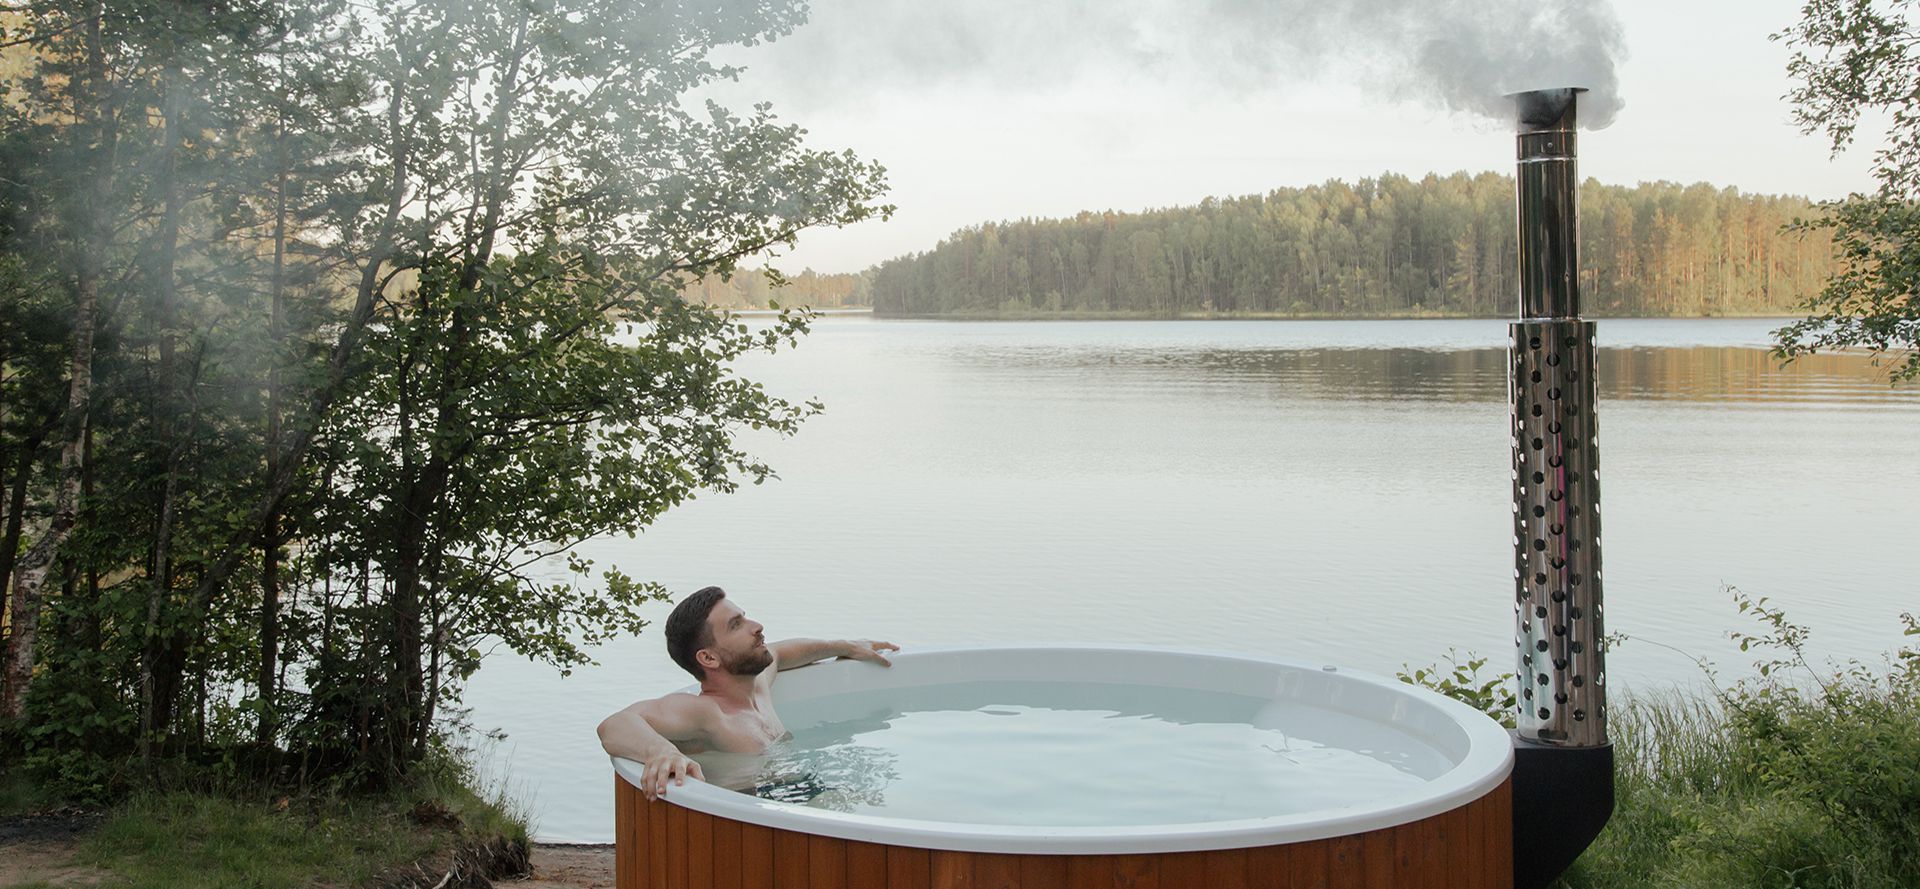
[691,172,1838,317]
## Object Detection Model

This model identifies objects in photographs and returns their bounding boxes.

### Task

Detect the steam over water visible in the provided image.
[729,0,1626,128]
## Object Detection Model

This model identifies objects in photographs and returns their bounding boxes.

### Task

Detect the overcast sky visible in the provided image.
[696,0,1881,274]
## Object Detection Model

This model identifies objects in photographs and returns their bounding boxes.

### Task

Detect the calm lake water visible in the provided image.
[464,316,1920,842]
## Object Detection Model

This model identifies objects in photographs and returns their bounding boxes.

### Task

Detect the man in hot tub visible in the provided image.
[596,585,899,800]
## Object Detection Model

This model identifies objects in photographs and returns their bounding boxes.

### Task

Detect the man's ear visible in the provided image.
[695,648,720,672]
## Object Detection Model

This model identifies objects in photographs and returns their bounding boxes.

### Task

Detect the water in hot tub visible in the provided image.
[690,680,1454,826]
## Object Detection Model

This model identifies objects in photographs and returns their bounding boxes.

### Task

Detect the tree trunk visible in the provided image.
[1,2,110,721]
[418,586,443,758]
[0,426,50,634]
[138,66,187,760]
[379,6,529,774]
[2,288,98,721]
[256,93,290,749]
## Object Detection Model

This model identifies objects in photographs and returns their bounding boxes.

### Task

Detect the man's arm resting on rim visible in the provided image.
[598,695,709,800]
[769,638,899,670]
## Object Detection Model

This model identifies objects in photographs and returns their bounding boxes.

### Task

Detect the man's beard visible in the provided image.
[723,646,773,676]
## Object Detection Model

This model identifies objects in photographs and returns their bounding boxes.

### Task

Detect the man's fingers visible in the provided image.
[878,641,900,652]
[688,760,705,781]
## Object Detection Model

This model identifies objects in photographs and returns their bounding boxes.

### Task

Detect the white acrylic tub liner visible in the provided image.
[610,646,1514,854]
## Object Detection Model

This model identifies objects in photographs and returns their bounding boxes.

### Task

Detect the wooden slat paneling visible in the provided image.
[665,803,688,889]
[808,834,847,889]
[847,840,889,889]
[1486,778,1514,889]
[1064,855,1106,889]
[888,845,933,889]
[1246,842,1291,889]
[1392,819,1424,889]
[610,772,1518,889]
[1205,848,1251,889]
[1327,835,1365,889]
[710,812,740,889]
[1286,840,1330,889]
[1459,796,1486,889]
[616,776,637,889]
[773,827,810,888]
[648,794,669,889]
[1363,827,1396,889]
[932,850,975,889]
[1159,852,1208,889]
[973,853,1021,889]
[687,809,713,888]
[1413,814,1445,889]
[1112,852,1158,889]
[738,823,774,887]
[1017,854,1067,888]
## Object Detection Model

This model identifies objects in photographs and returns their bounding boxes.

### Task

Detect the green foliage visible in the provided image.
[0,763,63,817]
[1398,648,1518,728]
[871,173,1836,318]
[63,746,527,889]
[1771,0,1920,382]
[1398,596,1920,888]
[1559,596,1920,889]
[0,0,886,791]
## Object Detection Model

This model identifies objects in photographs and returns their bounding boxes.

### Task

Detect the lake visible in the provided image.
[463,316,1920,842]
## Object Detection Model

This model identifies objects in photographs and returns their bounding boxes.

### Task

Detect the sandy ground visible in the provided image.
[506,844,616,889]
[0,811,111,887]
[0,838,113,887]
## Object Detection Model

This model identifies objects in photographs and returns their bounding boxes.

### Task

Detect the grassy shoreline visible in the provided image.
[0,754,530,889]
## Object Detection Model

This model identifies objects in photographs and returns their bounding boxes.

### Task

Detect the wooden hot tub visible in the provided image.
[611,647,1516,889]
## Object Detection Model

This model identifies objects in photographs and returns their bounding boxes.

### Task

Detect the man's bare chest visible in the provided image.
[709,703,788,753]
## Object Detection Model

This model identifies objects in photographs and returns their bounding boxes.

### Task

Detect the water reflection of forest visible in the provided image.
[964,346,1920,406]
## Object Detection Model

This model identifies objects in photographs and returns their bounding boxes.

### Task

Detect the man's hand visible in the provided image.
[842,640,899,666]
[640,751,704,801]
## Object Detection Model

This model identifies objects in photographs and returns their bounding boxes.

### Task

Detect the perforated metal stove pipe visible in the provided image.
[1507,87,1615,889]
[1510,87,1607,748]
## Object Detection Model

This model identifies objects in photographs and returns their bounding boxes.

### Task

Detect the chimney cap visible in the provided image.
[1508,87,1588,131]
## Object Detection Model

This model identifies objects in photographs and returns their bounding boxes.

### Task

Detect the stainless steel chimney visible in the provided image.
[1510,87,1606,747]
[1506,87,1614,889]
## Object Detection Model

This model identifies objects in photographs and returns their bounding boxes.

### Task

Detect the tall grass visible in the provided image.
[60,745,531,888]
[1560,679,1920,889]
[0,743,530,889]
[1408,594,1920,889]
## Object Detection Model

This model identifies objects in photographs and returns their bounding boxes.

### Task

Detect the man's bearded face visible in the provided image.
[722,643,773,676]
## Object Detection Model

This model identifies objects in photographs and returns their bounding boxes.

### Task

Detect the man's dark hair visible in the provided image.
[666,586,728,680]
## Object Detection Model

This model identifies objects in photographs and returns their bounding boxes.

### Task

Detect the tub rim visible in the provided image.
[610,644,1515,854]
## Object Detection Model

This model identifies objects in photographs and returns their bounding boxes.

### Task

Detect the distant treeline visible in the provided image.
[869,172,1838,318]
[681,268,871,309]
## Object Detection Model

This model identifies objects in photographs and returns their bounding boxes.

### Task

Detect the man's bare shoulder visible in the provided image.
[644,690,723,716]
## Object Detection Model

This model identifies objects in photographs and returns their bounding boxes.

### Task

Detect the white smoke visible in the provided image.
[728,0,1625,128]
